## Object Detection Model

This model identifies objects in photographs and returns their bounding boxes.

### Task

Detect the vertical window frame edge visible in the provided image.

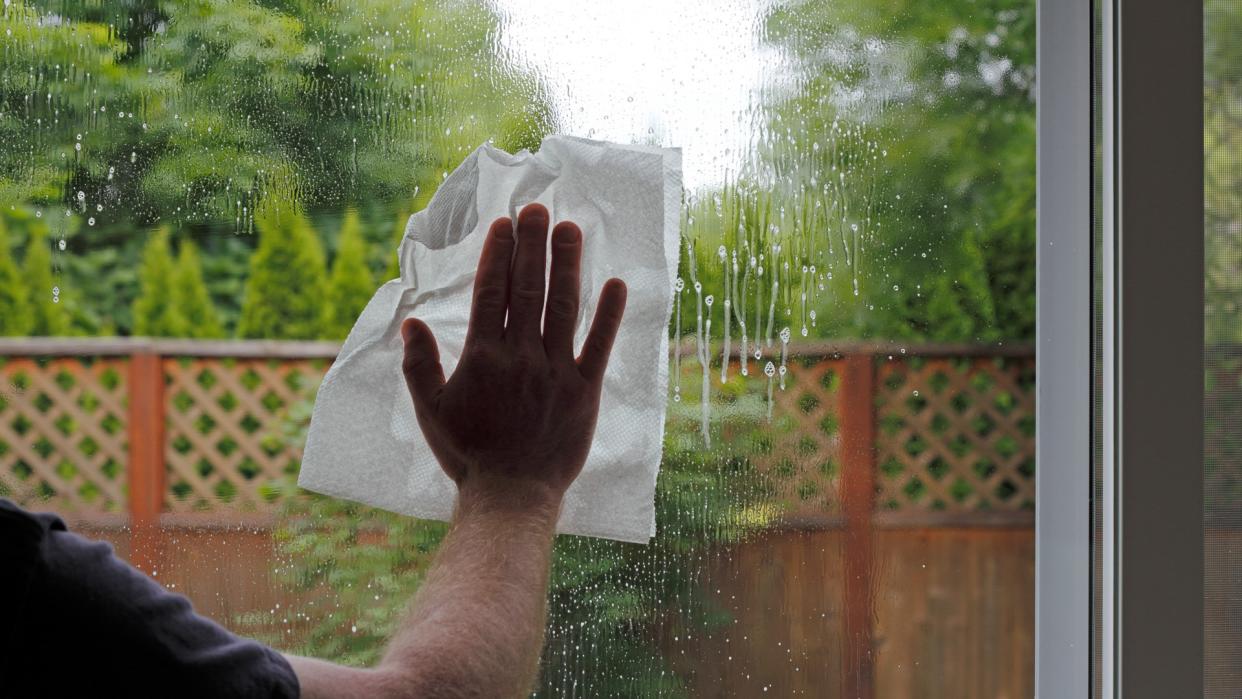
[1036,0,1094,697]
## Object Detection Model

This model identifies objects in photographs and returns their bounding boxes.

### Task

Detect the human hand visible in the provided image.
[400,203,627,505]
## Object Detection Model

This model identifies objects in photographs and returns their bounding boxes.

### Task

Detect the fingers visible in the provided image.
[577,278,627,383]
[505,203,549,347]
[465,217,516,345]
[401,317,445,410]
[542,221,582,361]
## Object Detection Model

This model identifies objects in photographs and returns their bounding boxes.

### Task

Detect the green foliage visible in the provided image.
[23,228,67,336]
[132,228,182,337]
[922,229,999,341]
[1206,0,1242,344]
[749,0,1036,341]
[173,239,226,339]
[237,200,330,340]
[384,208,411,284]
[0,0,552,337]
[323,211,376,340]
[0,217,32,336]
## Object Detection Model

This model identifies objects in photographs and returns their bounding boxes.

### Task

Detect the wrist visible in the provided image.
[454,475,563,521]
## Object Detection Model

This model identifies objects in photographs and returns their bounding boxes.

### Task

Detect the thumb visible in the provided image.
[401,317,445,409]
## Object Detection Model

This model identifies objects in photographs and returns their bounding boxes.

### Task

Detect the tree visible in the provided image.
[0,217,32,336]
[1,0,552,336]
[323,211,375,340]
[24,229,67,337]
[735,0,1036,342]
[384,208,411,284]
[173,239,225,339]
[131,228,182,337]
[237,200,329,340]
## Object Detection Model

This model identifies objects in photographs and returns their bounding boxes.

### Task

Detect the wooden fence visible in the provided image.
[0,337,1035,698]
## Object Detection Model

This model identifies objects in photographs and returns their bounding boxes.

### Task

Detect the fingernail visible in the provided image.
[401,319,416,343]
[554,224,581,245]
[523,202,549,222]
[492,218,513,240]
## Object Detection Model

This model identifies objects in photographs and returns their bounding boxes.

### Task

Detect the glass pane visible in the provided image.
[0,0,1035,694]
[1206,1,1242,695]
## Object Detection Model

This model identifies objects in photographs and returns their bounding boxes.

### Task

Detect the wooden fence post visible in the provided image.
[840,353,876,699]
[127,350,165,574]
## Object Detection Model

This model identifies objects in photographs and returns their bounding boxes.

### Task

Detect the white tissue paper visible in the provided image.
[298,135,682,543]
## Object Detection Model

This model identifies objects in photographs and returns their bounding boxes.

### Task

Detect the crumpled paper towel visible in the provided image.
[298,135,682,543]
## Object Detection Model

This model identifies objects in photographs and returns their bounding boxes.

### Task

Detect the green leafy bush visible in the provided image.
[237,200,330,340]
[323,211,375,341]
[0,217,32,336]
[173,239,226,339]
[132,228,181,337]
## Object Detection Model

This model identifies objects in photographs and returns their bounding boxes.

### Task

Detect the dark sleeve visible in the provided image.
[0,500,299,698]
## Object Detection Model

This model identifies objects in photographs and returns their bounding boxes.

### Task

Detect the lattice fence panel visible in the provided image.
[757,356,845,515]
[0,357,129,513]
[163,357,328,512]
[874,356,1036,513]
[669,354,845,517]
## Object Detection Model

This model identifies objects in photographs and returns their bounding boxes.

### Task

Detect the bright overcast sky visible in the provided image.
[492,0,782,190]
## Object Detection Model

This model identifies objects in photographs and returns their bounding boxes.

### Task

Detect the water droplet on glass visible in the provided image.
[87,217,95,226]
[764,362,776,377]
[58,239,66,251]
[674,278,685,293]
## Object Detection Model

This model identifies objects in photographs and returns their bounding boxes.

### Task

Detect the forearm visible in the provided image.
[377,480,561,698]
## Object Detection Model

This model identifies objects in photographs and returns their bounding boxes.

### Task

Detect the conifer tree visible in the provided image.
[0,217,32,336]
[173,239,225,339]
[237,199,329,340]
[384,207,408,283]
[24,229,67,336]
[323,210,375,340]
[132,227,182,337]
